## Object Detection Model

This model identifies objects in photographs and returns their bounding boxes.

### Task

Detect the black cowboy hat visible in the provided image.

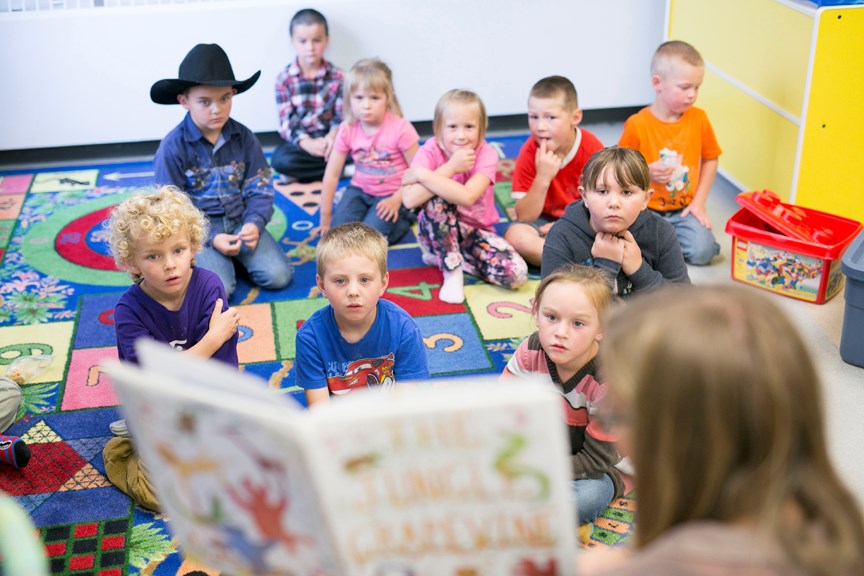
[150,43,261,105]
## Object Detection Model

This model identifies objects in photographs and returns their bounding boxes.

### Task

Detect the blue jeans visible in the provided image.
[196,215,294,298]
[571,473,615,524]
[331,185,413,244]
[659,209,720,266]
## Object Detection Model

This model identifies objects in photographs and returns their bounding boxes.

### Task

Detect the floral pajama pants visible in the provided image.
[417,196,527,289]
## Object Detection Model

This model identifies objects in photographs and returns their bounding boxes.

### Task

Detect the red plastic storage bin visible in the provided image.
[724,190,863,303]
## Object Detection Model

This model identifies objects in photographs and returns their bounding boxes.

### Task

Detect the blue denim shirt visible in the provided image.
[153,113,274,240]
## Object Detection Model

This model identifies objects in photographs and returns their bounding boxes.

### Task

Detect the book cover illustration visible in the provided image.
[104,340,576,576]
[106,342,340,575]
[310,385,576,576]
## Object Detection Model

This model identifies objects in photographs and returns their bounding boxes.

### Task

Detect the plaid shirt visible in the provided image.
[153,113,275,239]
[275,58,344,144]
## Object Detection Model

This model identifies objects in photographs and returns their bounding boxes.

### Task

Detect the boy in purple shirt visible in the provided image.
[107,186,240,435]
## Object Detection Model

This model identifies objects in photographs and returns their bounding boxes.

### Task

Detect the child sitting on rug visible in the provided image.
[104,187,241,509]
[0,355,52,469]
[504,76,604,267]
[402,89,527,304]
[296,223,429,407]
[502,264,624,526]
[109,186,240,369]
[541,146,691,297]
[0,363,29,468]
[581,285,864,575]
[618,40,721,266]
[151,43,294,298]
[318,58,419,243]
[271,8,344,184]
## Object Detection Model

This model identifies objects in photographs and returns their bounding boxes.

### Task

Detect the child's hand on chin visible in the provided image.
[592,232,625,264]
[447,148,476,174]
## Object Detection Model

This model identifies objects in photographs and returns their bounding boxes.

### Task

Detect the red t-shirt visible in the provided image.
[511,128,604,220]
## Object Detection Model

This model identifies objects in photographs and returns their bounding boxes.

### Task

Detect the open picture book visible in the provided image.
[103,339,578,576]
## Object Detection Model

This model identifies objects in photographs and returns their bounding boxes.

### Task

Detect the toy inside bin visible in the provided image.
[724,190,863,304]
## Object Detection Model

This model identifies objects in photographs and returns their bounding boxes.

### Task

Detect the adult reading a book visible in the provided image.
[581,285,864,576]
[295,223,429,406]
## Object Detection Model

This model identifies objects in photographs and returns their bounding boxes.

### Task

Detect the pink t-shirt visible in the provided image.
[512,128,604,219]
[412,138,500,230]
[334,111,419,197]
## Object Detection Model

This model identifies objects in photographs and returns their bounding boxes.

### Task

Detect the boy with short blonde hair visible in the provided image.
[296,223,428,406]
[505,76,604,266]
[315,220,388,280]
[271,8,344,183]
[618,40,721,265]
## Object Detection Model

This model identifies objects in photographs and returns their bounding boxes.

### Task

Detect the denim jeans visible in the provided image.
[659,209,720,266]
[195,215,294,298]
[571,473,616,524]
[331,185,413,244]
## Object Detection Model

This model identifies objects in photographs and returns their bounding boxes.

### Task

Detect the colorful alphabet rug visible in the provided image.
[0,135,632,575]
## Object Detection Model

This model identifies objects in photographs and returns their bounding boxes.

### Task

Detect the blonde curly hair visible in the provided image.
[107,185,208,282]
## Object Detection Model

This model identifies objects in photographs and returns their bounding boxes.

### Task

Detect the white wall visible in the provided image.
[0,0,664,151]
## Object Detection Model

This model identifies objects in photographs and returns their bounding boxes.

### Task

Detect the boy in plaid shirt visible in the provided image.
[271,8,344,184]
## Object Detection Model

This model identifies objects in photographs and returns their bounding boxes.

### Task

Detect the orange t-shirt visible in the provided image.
[619,106,721,212]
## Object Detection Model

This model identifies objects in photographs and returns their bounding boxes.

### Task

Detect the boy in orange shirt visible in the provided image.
[618,40,721,265]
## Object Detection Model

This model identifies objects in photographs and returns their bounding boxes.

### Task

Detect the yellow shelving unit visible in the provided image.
[668,0,864,224]
[794,5,864,222]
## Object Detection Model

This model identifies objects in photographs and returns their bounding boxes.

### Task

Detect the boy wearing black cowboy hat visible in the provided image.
[152,43,293,299]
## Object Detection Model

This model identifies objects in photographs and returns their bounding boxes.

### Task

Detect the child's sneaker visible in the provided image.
[109,419,130,437]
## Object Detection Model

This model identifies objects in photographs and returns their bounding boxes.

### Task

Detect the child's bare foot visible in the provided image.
[440,268,465,304]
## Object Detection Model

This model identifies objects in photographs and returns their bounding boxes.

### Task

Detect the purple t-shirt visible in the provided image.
[334,111,419,197]
[114,267,239,366]
[412,138,499,230]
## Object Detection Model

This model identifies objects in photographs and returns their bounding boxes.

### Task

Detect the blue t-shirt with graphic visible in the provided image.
[295,299,428,394]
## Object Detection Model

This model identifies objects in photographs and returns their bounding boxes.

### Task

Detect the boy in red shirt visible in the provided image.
[505,76,604,267]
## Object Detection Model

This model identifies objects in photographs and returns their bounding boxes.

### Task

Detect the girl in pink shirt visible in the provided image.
[320,58,419,244]
[402,90,527,303]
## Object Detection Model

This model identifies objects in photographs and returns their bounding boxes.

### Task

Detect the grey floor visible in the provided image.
[586,120,864,507]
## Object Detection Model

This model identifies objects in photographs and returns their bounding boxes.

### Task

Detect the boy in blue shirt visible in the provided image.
[151,43,294,298]
[296,223,429,406]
